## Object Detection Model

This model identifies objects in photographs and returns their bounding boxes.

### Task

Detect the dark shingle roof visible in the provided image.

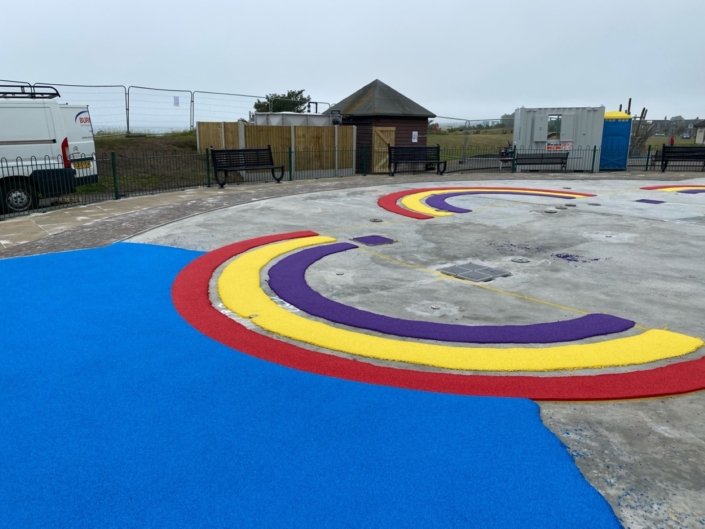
[327,80,435,118]
[694,120,705,128]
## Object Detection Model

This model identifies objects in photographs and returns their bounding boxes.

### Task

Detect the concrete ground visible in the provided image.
[2,171,704,528]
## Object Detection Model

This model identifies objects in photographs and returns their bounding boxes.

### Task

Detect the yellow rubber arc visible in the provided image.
[217,236,703,372]
[399,188,589,218]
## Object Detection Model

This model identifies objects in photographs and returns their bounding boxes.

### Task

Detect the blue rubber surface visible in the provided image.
[0,243,620,528]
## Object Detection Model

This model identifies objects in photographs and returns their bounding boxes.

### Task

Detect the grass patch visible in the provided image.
[644,136,698,151]
[95,131,198,156]
[429,130,513,150]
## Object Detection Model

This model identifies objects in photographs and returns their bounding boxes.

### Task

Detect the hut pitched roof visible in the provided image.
[328,80,435,118]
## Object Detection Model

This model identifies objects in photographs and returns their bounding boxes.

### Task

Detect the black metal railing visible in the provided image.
[2,145,704,220]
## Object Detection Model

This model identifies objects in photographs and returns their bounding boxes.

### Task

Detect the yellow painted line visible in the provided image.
[355,246,650,331]
[217,237,703,372]
[323,218,415,232]
[399,188,591,218]
[652,187,705,192]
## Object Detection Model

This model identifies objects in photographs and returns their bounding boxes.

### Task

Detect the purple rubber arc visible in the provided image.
[425,193,475,213]
[424,191,577,214]
[677,189,705,194]
[267,242,635,344]
[352,235,395,246]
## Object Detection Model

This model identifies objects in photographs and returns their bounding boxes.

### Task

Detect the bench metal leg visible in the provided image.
[271,167,284,183]
[215,170,226,189]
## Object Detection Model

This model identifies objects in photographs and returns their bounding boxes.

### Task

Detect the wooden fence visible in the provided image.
[196,122,356,173]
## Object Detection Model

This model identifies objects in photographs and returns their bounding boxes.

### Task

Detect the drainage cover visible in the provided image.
[439,262,511,282]
[370,219,383,223]
[555,205,568,210]
[544,209,558,214]
[565,203,577,207]
[511,257,530,263]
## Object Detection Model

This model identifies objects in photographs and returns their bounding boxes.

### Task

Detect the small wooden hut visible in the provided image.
[327,80,435,173]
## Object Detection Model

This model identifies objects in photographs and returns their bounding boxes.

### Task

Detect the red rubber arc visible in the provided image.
[641,184,705,190]
[377,186,597,220]
[171,231,705,401]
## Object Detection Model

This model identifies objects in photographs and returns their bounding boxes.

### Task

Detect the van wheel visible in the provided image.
[1,181,38,214]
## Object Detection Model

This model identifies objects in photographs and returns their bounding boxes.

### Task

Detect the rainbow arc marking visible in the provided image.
[641,184,705,194]
[216,236,700,372]
[172,231,705,400]
[378,186,596,219]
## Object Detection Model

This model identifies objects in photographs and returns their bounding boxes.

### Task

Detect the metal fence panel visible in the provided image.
[36,83,128,134]
[193,91,262,124]
[127,86,193,134]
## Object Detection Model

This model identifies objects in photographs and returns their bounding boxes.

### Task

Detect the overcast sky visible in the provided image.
[2,0,703,121]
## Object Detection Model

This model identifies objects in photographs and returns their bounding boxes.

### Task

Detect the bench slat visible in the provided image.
[661,146,705,161]
[388,145,446,176]
[210,146,285,185]
[514,151,569,171]
[660,146,705,173]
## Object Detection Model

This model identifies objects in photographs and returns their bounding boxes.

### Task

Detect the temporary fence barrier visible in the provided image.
[3,80,264,134]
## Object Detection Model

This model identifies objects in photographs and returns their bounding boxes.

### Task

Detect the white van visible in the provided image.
[0,85,98,214]
[59,104,98,168]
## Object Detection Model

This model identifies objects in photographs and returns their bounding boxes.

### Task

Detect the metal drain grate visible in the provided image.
[439,262,512,282]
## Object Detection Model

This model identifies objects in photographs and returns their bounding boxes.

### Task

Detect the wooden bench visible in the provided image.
[660,146,705,172]
[210,146,285,187]
[388,145,447,176]
[515,151,569,171]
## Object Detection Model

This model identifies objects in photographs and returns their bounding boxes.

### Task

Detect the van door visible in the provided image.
[58,105,98,185]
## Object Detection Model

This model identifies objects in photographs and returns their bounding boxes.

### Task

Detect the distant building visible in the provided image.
[652,118,700,136]
[694,120,705,145]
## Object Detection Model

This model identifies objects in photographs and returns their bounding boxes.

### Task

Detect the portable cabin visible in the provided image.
[600,111,632,171]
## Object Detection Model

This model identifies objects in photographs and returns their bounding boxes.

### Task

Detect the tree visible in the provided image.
[254,89,312,113]
[500,112,515,128]
[670,115,684,121]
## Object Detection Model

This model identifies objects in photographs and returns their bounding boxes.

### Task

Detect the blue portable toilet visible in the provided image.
[600,111,632,171]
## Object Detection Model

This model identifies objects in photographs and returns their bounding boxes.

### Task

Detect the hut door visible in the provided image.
[372,127,396,173]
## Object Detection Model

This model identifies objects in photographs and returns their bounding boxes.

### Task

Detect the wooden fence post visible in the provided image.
[352,126,357,175]
[290,125,296,177]
[335,125,339,177]
[238,121,246,149]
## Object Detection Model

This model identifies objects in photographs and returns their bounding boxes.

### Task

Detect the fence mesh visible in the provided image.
[36,83,128,134]
[127,87,192,134]
[7,81,267,133]
[194,92,260,123]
